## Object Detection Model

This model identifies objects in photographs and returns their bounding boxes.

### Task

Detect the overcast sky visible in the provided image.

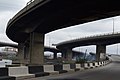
[1,0,120,54]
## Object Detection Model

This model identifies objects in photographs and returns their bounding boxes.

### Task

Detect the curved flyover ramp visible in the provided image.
[6,0,120,65]
[56,33,120,61]
[6,0,120,43]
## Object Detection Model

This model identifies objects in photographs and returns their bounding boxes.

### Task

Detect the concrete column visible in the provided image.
[66,49,73,63]
[61,50,67,61]
[29,32,44,65]
[96,45,106,61]
[24,46,30,64]
[53,52,57,59]
[17,43,25,64]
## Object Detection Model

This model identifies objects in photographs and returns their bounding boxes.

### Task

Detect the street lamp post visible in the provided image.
[117,44,119,55]
[112,18,115,34]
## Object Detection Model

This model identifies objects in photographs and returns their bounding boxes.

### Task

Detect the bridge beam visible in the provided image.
[96,45,106,61]
[29,32,44,65]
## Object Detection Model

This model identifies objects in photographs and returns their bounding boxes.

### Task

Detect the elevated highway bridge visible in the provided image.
[56,32,120,62]
[6,0,120,65]
[57,32,120,49]
[0,42,17,48]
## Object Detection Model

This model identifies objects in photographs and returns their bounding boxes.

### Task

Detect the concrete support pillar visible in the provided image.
[24,46,30,64]
[17,43,25,64]
[29,32,44,65]
[61,50,67,62]
[66,49,73,63]
[96,45,106,61]
[53,52,57,59]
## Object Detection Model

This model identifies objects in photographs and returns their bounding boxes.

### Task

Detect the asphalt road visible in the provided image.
[26,55,120,80]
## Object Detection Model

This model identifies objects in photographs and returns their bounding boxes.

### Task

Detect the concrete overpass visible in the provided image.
[6,0,120,65]
[0,42,18,48]
[56,32,120,62]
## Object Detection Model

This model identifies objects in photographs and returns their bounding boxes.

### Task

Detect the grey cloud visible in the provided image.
[0,0,29,44]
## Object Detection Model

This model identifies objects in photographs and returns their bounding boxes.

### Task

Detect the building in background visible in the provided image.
[0,47,18,60]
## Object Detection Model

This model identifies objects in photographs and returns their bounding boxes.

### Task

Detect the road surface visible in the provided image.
[26,55,120,80]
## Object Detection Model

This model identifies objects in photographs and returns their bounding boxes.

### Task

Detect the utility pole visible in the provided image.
[117,44,118,55]
[84,49,87,62]
[112,18,115,34]
[49,35,51,47]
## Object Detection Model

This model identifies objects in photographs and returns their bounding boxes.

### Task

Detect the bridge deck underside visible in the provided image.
[7,0,120,42]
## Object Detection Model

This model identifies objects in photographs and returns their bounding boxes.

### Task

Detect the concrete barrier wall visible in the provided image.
[8,66,35,80]
[94,62,99,67]
[0,61,5,67]
[44,65,59,75]
[0,67,15,80]
[44,65,55,72]
[75,64,84,70]
[9,66,29,75]
[54,64,68,73]
[63,64,80,72]
[76,64,81,68]
[28,65,49,77]
[89,63,95,68]
[63,64,71,70]
[54,64,63,71]
[84,63,90,69]
[0,60,111,79]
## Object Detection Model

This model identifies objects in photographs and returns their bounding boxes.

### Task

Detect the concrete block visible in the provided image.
[103,61,106,65]
[0,68,9,76]
[99,62,102,66]
[0,61,5,67]
[101,61,104,66]
[44,65,59,75]
[2,59,12,65]
[0,67,15,80]
[54,64,67,74]
[94,62,99,67]
[63,64,75,72]
[89,63,95,68]
[84,63,90,69]
[76,64,84,70]
[28,65,44,73]
[0,76,15,80]
[8,66,35,80]
[28,65,49,77]
[70,64,79,71]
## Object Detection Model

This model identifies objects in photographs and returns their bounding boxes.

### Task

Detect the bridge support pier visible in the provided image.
[66,49,73,63]
[96,45,106,61]
[61,50,67,62]
[29,32,44,65]
[53,52,57,59]
[24,45,30,64]
[17,43,25,65]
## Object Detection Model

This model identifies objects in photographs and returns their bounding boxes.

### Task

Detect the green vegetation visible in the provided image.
[76,58,87,63]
